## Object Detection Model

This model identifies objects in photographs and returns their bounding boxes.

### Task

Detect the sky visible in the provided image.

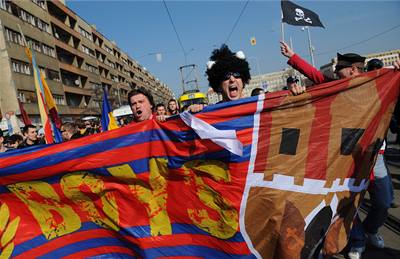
[67,0,400,98]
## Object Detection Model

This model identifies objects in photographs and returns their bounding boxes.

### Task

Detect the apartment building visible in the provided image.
[0,0,173,126]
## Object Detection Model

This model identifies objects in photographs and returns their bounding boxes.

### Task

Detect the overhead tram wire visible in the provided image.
[224,0,250,44]
[162,0,187,64]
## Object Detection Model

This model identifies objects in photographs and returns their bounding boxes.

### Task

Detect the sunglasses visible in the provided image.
[223,72,241,81]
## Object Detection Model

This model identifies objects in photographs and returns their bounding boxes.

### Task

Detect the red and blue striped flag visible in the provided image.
[0,69,398,258]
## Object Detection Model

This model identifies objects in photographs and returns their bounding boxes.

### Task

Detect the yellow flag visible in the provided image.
[250,37,256,46]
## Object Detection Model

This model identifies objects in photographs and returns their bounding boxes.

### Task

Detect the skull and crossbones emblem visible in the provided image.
[295,8,312,24]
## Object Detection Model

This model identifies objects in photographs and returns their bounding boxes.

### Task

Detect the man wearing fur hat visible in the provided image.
[206,44,251,102]
[189,45,250,113]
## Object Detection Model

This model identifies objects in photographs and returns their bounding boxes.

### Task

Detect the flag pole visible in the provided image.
[17,24,28,48]
[305,26,315,67]
[18,24,54,143]
[280,10,285,42]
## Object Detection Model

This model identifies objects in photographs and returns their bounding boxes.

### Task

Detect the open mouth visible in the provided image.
[136,110,142,115]
[228,85,239,97]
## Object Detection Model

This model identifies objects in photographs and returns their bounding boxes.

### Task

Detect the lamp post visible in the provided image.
[301,26,315,67]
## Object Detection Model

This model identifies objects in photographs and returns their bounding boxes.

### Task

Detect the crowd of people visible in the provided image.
[0,41,399,258]
[124,43,399,259]
[0,119,102,151]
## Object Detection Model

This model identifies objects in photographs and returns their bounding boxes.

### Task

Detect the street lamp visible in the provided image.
[301,26,315,67]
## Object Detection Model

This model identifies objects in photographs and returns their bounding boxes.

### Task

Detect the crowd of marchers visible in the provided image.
[122,42,400,259]
[0,42,399,259]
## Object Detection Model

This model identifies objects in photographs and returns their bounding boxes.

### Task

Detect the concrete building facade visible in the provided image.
[0,0,173,126]
[245,69,307,97]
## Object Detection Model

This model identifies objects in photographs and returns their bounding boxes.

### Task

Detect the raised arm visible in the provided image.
[280,41,328,84]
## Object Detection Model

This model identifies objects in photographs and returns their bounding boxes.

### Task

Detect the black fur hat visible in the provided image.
[205,44,251,92]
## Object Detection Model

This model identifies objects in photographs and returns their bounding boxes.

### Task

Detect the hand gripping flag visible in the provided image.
[0,69,398,258]
[281,0,325,28]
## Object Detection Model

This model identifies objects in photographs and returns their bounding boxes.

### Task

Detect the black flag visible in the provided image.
[281,0,325,28]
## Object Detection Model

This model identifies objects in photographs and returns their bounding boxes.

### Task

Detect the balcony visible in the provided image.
[63,85,93,96]
[50,16,80,39]
[49,1,77,20]
[59,63,88,78]
[100,77,113,85]
[54,39,85,60]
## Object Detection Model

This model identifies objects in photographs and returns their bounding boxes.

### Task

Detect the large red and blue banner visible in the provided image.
[0,69,398,258]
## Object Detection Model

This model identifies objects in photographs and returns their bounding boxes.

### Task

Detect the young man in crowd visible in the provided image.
[156,103,167,116]
[4,134,23,151]
[128,87,155,122]
[18,124,39,149]
[61,122,83,141]
[167,99,180,115]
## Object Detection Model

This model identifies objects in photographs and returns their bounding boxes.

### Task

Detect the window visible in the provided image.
[20,9,37,26]
[46,69,60,82]
[89,81,101,90]
[42,44,55,57]
[27,37,41,53]
[17,91,26,103]
[81,45,89,55]
[111,74,118,82]
[11,59,31,75]
[4,27,24,45]
[78,26,93,41]
[81,45,95,58]
[19,7,50,33]
[53,95,65,105]
[0,0,11,12]
[105,59,115,69]
[37,19,51,33]
[86,63,99,74]
[18,90,37,103]
[103,45,113,54]
[31,0,46,9]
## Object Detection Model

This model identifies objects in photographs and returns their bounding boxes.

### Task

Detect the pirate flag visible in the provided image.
[281,0,325,28]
